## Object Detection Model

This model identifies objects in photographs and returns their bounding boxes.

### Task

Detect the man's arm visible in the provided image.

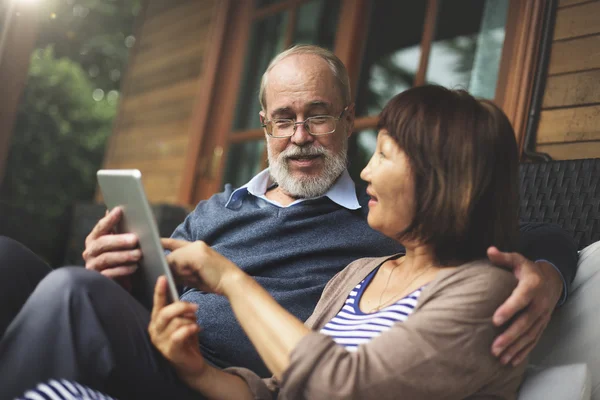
[487,222,578,366]
[518,222,579,301]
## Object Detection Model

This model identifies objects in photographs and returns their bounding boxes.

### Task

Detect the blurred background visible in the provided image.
[1,0,599,265]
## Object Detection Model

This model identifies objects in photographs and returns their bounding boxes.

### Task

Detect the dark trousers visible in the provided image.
[0,236,203,400]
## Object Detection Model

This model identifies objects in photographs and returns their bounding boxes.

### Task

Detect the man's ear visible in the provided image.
[345,103,356,137]
[259,111,266,124]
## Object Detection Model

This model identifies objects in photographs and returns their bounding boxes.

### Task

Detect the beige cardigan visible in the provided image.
[227,255,526,400]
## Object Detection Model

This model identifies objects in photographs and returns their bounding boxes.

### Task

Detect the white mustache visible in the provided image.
[280,146,327,160]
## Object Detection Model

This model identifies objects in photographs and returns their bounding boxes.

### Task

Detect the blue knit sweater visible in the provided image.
[173,184,578,378]
[173,183,402,377]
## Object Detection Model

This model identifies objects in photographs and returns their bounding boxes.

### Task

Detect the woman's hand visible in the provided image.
[148,276,205,381]
[161,238,245,296]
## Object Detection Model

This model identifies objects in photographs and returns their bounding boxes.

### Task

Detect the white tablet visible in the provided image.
[97,169,179,306]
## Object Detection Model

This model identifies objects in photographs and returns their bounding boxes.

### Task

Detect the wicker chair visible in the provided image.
[517,158,600,400]
[519,158,600,251]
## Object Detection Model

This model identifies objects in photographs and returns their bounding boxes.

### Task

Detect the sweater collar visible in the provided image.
[225,168,361,210]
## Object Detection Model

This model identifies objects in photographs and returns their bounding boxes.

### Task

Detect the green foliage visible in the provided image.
[34,0,140,92]
[2,46,115,220]
[0,1,139,263]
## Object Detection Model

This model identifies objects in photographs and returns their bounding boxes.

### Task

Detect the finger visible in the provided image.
[492,308,540,357]
[487,247,529,271]
[492,281,536,326]
[85,249,142,272]
[86,207,123,242]
[155,302,199,332]
[171,324,200,346]
[157,316,198,346]
[161,238,190,251]
[100,265,138,279]
[84,234,139,260]
[498,315,549,365]
[510,323,547,367]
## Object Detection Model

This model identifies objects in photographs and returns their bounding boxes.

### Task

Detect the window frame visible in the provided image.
[180,0,546,205]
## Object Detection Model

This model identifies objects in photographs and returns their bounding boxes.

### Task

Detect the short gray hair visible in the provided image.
[258,45,351,112]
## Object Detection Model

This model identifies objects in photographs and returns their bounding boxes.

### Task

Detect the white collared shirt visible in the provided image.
[225,169,361,210]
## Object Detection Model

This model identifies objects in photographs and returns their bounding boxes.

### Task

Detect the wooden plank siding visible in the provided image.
[0,1,40,187]
[553,0,600,40]
[102,0,220,203]
[535,0,600,160]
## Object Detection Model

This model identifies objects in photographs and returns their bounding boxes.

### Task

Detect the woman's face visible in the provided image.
[360,130,415,239]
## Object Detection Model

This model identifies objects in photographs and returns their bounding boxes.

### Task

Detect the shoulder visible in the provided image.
[189,184,236,212]
[419,261,517,316]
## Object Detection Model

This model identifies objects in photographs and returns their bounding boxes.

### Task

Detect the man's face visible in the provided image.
[261,54,355,198]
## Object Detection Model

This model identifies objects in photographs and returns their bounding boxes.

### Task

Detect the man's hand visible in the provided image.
[148,276,206,380]
[487,246,563,366]
[82,207,141,279]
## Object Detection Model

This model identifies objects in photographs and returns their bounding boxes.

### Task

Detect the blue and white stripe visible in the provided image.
[320,268,422,352]
[17,379,116,400]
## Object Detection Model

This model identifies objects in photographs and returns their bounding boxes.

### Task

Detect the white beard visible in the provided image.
[267,139,348,199]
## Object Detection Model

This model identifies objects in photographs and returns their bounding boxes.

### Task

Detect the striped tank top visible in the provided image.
[320,267,423,351]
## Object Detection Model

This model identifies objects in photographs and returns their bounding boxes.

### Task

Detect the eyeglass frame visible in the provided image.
[260,106,349,138]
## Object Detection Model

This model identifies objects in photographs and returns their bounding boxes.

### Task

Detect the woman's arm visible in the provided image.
[165,241,523,399]
[183,365,255,400]
[224,272,312,378]
[148,276,254,400]
[163,239,313,379]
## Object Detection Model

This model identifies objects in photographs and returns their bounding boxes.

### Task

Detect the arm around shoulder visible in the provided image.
[517,222,578,299]
[278,264,525,400]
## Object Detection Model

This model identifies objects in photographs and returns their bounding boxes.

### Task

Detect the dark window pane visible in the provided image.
[348,129,377,183]
[256,0,287,8]
[354,1,426,117]
[426,0,509,99]
[222,141,266,188]
[232,12,289,131]
[292,0,341,49]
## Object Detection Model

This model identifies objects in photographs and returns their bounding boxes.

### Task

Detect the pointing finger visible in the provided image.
[161,238,190,251]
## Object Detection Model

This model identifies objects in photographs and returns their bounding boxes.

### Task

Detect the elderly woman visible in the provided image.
[149,85,526,400]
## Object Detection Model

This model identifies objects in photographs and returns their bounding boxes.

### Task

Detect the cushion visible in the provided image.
[529,241,600,399]
[518,364,591,400]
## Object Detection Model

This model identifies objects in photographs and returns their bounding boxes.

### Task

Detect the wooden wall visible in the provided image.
[0,1,40,188]
[536,0,600,159]
[102,0,219,203]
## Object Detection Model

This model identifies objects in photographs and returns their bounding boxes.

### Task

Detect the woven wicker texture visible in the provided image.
[519,158,600,251]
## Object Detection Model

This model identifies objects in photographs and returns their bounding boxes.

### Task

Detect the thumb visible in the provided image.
[487,246,522,271]
[161,238,189,251]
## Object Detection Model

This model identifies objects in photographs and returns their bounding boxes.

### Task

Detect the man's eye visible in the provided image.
[311,116,332,125]
[275,120,293,128]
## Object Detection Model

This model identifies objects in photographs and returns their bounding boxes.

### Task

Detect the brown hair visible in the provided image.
[378,85,519,265]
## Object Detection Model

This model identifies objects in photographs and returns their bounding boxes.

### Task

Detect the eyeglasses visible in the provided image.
[261,107,348,138]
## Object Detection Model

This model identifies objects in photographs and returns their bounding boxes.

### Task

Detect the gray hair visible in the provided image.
[258,45,351,112]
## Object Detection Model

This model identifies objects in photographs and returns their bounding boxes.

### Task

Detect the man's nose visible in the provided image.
[290,122,314,146]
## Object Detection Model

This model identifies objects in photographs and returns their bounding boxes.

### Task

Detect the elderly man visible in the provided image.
[0,45,577,399]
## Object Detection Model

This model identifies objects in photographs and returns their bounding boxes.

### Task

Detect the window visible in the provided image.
[348,0,509,181]
[222,0,341,189]
[185,0,540,204]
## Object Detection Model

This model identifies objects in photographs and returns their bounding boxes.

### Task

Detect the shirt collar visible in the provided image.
[225,169,360,210]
